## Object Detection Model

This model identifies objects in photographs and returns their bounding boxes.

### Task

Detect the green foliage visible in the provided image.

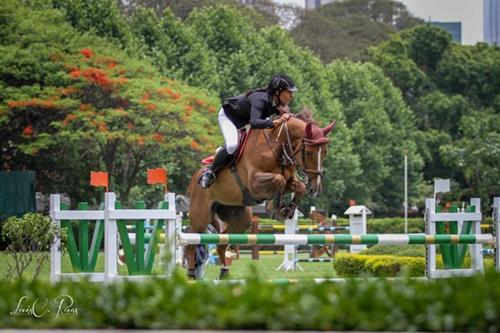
[368,23,500,209]
[366,218,424,234]
[1,213,66,280]
[334,253,426,277]
[50,0,139,52]
[291,0,423,62]
[122,0,282,30]
[363,244,426,257]
[0,0,221,205]
[2,271,500,330]
[407,24,452,71]
[325,61,423,213]
[129,7,220,89]
[440,110,500,206]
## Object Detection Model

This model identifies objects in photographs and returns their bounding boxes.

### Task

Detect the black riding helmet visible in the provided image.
[267,74,298,96]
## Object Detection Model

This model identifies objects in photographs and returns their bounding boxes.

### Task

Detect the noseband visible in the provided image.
[295,138,327,184]
[265,121,328,185]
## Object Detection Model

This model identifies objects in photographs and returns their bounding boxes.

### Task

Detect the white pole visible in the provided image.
[404,154,408,234]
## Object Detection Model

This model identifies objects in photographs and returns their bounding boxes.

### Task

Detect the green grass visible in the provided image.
[0,251,338,281]
[204,253,337,280]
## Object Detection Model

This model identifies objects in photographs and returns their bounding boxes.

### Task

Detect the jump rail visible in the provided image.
[178,233,493,246]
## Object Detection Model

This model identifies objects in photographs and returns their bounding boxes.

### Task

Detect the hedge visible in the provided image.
[334,253,427,277]
[334,253,496,277]
[2,271,500,331]
[362,244,426,257]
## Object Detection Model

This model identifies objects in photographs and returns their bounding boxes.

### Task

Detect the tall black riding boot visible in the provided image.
[197,147,232,189]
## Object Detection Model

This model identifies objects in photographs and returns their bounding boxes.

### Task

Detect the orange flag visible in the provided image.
[90,171,109,192]
[147,168,168,192]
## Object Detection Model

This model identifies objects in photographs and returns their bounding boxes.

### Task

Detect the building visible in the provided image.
[484,0,500,44]
[305,0,334,10]
[431,21,462,43]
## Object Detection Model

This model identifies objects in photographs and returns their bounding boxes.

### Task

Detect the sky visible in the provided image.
[272,0,484,45]
[398,0,482,45]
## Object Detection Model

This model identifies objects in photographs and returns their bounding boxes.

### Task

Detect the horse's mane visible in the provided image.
[294,108,317,124]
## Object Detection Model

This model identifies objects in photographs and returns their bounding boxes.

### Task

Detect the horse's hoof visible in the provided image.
[187,269,196,280]
[279,207,291,219]
[219,268,230,280]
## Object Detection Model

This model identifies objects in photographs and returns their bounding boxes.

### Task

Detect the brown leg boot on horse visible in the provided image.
[197,147,232,189]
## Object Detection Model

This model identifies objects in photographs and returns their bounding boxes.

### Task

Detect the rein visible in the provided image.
[263,122,295,167]
[264,120,326,184]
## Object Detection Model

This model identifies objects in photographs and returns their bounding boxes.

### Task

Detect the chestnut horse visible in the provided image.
[186,110,335,279]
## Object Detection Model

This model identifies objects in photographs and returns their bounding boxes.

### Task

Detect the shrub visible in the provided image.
[334,253,427,277]
[2,270,500,331]
[363,244,426,257]
[1,213,66,280]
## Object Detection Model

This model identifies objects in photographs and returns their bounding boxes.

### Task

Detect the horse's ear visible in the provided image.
[305,122,314,139]
[322,120,336,136]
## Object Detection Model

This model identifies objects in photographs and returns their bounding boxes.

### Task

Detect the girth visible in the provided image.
[230,165,264,206]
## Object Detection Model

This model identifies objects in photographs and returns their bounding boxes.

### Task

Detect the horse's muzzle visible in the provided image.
[307,179,323,197]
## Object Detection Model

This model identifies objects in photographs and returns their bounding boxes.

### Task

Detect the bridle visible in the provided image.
[265,121,327,185]
[294,138,326,185]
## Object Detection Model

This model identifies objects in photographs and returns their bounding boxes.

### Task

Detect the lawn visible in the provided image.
[0,250,338,282]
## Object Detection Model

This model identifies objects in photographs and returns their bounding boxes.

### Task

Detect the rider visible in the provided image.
[197,73,298,189]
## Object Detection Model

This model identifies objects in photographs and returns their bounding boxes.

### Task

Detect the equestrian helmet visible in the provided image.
[267,74,298,95]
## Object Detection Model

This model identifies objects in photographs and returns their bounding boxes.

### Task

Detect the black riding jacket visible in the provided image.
[222,90,278,129]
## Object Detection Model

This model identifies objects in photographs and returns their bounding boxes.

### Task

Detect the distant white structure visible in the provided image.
[344,205,371,253]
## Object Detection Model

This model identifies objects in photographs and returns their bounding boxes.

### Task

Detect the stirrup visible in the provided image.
[197,169,216,189]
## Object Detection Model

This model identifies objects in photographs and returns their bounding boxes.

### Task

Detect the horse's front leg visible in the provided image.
[248,171,287,198]
[280,178,306,219]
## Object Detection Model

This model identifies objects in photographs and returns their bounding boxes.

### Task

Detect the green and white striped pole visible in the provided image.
[178,233,493,246]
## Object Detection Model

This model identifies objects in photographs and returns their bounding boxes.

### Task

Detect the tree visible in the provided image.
[367,22,500,210]
[406,24,452,71]
[291,0,423,62]
[441,110,500,208]
[129,7,220,89]
[0,1,221,204]
[325,61,423,214]
[121,0,281,30]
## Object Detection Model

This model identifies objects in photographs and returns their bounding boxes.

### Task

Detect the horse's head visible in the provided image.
[298,120,336,197]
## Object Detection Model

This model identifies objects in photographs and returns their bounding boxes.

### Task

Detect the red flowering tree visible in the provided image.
[0,2,221,203]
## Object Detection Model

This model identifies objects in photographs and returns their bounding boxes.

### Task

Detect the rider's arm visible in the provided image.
[249,99,273,128]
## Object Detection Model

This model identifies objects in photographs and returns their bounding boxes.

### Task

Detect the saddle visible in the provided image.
[201,127,263,206]
[201,127,251,167]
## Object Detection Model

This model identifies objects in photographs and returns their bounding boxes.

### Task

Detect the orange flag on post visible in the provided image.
[147,168,168,192]
[90,171,109,192]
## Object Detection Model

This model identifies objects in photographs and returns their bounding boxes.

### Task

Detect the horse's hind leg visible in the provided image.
[186,176,214,279]
[215,205,252,279]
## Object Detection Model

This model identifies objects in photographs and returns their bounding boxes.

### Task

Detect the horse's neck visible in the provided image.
[261,117,305,147]
[286,117,306,141]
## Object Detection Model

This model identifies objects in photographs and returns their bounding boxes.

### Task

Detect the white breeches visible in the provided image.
[218,108,239,154]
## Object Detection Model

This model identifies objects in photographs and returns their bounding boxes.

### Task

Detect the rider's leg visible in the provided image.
[198,108,238,189]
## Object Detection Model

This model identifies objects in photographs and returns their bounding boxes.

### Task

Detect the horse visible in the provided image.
[186,109,336,279]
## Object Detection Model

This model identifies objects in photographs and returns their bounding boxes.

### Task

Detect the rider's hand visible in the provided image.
[272,118,284,127]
